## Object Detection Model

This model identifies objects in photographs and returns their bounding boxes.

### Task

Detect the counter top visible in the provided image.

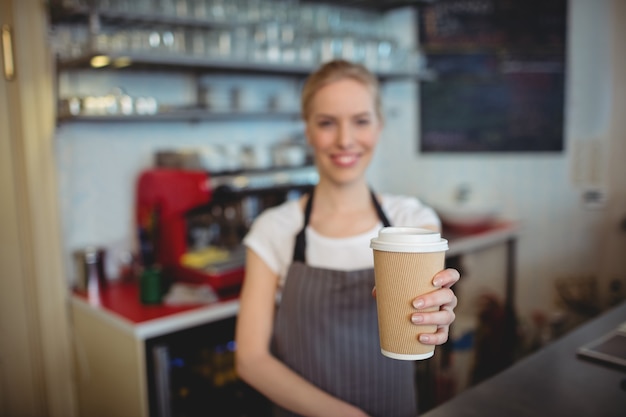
[422,301,626,417]
[444,220,520,257]
[71,283,239,339]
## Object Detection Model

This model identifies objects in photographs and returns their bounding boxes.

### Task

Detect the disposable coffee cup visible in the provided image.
[370,227,448,360]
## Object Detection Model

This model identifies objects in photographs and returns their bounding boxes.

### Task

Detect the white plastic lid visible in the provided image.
[370,227,448,253]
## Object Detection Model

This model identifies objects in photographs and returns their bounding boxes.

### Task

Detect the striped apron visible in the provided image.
[271,189,418,417]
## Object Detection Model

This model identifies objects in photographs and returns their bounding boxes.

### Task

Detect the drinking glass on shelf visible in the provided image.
[91,0,110,11]
[378,41,392,68]
[186,28,207,57]
[271,0,297,23]
[280,23,295,45]
[341,36,356,62]
[351,38,367,64]
[50,25,72,59]
[208,0,226,22]
[296,35,317,66]
[175,0,189,18]
[264,22,280,45]
[92,31,112,53]
[158,0,177,17]
[319,36,343,63]
[223,0,243,23]
[54,24,89,59]
[377,39,397,72]
[313,4,332,33]
[133,0,152,14]
[62,0,89,8]
[298,4,316,32]
[266,42,281,63]
[148,30,161,50]
[188,0,208,20]
[142,27,185,55]
[251,25,268,63]
[129,29,150,53]
[111,0,134,13]
[231,27,250,62]
[110,30,129,53]
[245,0,262,23]
[325,6,343,34]
[263,22,281,62]
[206,29,232,59]
[365,40,380,71]
[280,42,297,65]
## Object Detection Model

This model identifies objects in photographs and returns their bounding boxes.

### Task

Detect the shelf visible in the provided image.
[51,2,423,80]
[421,45,567,56]
[50,5,242,29]
[58,51,315,74]
[51,2,423,125]
[292,1,432,12]
[50,1,429,25]
[57,109,302,123]
[57,51,421,80]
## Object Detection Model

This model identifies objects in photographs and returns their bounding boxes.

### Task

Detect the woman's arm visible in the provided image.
[235,249,370,417]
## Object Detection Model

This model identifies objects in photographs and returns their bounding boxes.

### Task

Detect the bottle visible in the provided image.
[74,246,107,305]
[140,265,163,304]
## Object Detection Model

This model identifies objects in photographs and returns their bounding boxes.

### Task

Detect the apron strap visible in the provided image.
[292,188,392,263]
[292,188,315,263]
[374,191,392,228]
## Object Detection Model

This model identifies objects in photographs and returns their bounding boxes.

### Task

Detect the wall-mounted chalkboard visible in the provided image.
[418,0,567,153]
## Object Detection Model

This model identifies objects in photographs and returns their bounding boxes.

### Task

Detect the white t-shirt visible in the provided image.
[243,194,440,287]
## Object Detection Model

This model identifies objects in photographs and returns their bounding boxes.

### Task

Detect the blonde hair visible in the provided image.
[301,59,383,123]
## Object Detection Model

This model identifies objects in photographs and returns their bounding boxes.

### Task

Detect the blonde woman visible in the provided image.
[236,60,459,417]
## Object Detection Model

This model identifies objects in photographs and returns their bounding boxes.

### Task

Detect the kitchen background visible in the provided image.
[1,0,624,416]
[54,0,624,327]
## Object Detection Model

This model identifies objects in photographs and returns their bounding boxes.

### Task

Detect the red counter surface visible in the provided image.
[71,281,241,340]
[73,281,209,324]
[444,220,521,257]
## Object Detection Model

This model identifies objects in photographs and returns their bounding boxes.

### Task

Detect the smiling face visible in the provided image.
[305,78,382,187]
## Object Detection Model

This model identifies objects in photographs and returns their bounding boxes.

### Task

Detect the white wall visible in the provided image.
[54,0,623,319]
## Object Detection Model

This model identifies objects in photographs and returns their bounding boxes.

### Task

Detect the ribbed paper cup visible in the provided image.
[370,227,448,360]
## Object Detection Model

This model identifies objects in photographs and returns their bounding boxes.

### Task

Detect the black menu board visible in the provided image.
[418,0,567,152]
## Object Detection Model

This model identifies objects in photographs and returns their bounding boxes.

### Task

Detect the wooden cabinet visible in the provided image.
[69,283,241,417]
[71,300,149,417]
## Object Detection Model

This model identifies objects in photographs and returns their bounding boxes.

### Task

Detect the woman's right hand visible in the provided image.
[411,268,460,346]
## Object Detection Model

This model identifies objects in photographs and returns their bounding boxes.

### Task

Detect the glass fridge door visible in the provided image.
[146,317,272,417]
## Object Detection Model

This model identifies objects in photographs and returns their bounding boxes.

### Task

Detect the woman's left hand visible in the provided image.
[411,268,460,346]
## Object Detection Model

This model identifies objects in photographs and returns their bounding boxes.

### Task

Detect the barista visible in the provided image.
[235,59,459,417]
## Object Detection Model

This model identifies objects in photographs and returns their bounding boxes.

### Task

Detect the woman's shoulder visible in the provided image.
[250,198,303,232]
[380,193,441,228]
[244,198,303,277]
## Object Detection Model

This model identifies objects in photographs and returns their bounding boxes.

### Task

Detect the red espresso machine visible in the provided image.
[135,166,318,294]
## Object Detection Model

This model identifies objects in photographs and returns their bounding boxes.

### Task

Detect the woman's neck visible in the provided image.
[313,179,371,213]
[307,179,380,238]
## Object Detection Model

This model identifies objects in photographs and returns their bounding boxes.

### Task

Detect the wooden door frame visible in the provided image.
[0,0,76,415]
